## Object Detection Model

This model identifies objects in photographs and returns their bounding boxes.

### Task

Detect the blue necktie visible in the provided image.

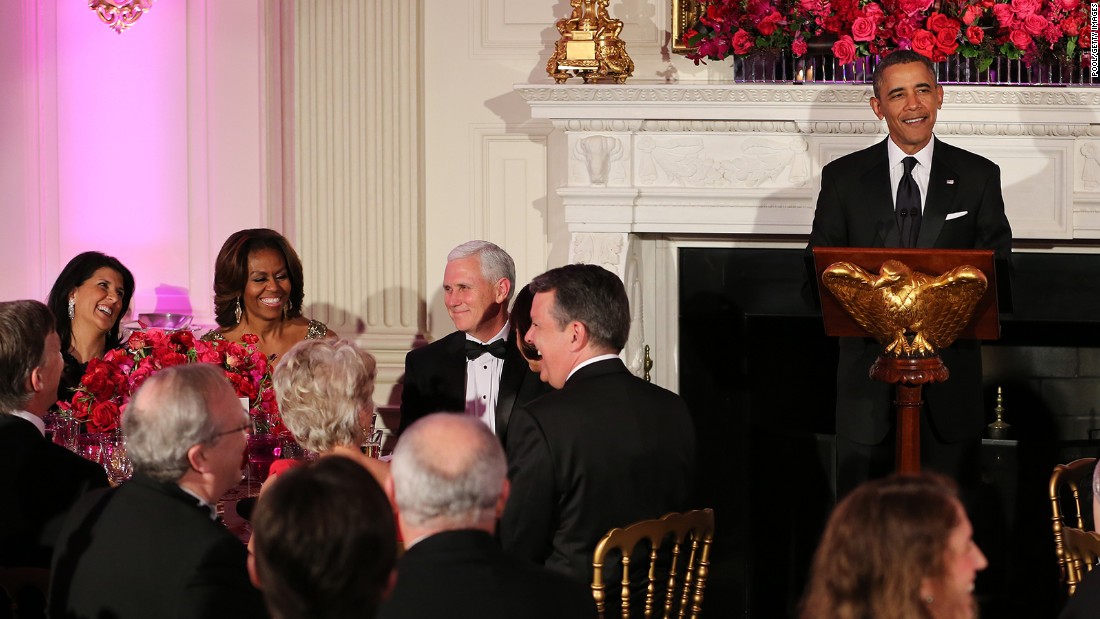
[896,156,922,248]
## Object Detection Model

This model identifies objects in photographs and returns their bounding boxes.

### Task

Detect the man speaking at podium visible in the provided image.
[807,49,1012,498]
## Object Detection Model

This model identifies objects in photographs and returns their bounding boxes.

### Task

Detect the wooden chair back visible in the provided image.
[591,508,714,619]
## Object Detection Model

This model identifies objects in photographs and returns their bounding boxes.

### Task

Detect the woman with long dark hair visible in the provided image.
[47,251,135,402]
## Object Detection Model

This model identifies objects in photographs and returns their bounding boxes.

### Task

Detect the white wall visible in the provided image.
[0,0,282,323]
[0,0,718,401]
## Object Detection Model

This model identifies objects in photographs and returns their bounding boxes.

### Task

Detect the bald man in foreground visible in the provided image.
[379,413,595,619]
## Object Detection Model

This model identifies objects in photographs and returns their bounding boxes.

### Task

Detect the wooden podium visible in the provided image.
[812,247,1001,473]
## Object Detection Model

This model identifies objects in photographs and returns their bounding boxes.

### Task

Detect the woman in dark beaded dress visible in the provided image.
[201,229,333,362]
[46,252,136,406]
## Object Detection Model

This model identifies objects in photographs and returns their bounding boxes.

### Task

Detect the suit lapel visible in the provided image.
[443,332,468,407]
[863,144,898,247]
[917,138,958,248]
[496,334,524,439]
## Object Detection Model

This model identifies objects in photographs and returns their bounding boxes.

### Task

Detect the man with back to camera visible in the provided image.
[399,240,550,443]
[0,299,108,570]
[49,363,268,619]
[499,263,696,584]
[379,413,596,619]
[249,455,397,619]
[807,49,1012,498]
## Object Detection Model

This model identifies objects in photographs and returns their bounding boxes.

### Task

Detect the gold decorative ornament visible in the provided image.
[671,0,703,54]
[987,385,1012,439]
[547,0,634,84]
[821,259,988,358]
[89,0,155,34]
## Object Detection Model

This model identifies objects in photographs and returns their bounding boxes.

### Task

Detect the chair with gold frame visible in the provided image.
[1050,457,1097,595]
[591,508,714,619]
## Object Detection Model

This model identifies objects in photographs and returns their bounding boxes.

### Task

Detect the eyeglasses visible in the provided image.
[209,421,251,441]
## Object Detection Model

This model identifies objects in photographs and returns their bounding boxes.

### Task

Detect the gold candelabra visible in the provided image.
[547,0,634,84]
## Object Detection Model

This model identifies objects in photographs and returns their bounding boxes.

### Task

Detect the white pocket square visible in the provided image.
[945,211,968,221]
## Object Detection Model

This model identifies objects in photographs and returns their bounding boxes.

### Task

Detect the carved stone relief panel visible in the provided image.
[635,134,812,188]
[1076,139,1100,192]
[568,134,630,187]
[569,232,628,274]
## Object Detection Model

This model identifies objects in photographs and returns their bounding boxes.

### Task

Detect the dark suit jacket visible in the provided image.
[808,137,1013,444]
[378,529,596,619]
[499,358,697,584]
[0,413,108,568]
[49,474,268,619]
[1061,565,1100,619]
[399,330,550,443]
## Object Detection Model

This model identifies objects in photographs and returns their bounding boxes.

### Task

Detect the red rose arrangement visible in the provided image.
[683,0,1090,72]
[58,329,283,436]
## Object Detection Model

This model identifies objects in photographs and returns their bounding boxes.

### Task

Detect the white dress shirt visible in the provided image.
[887,136,934,214]
[465,322,510,433]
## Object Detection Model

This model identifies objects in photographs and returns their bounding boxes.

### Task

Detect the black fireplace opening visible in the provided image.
[679,246,1100,618]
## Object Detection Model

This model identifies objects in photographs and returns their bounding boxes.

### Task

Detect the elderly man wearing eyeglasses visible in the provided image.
[50,363,268,619]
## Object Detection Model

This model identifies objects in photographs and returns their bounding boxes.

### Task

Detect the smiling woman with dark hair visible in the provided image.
[202,229,334,362]
[46,251,136,403]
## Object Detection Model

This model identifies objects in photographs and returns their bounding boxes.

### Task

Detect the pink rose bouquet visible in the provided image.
[59,329,284,435]
[683,0,1090,71]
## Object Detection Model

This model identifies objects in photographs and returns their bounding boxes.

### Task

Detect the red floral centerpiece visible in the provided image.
[682,0,1090,75]
[58,329,283,435]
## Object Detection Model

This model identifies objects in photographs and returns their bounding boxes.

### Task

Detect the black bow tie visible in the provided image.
[465,338,508,360]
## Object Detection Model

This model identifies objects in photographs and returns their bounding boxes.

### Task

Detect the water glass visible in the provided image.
[247,433,279,482]
[77,435,104,464]
[100,434,133,485]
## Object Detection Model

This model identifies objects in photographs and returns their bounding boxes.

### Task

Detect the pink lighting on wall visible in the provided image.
[89,0,155,34]
[56,0,190,317]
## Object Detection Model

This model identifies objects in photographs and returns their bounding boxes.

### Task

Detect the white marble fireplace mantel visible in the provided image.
[516,82,1100,389]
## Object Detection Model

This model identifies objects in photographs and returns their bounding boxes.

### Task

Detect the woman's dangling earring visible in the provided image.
[68,297,76,320]
[282,299,289,320]
[234,298,242,324]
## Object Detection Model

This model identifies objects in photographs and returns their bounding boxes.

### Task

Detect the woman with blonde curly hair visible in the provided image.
[267,338,388,485]
[800,473,987,619]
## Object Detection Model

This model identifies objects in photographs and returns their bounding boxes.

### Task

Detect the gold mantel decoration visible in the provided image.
[671,0,703,55]
[821,260,988,357]
[547,0,634,84]
[89,0,155,34]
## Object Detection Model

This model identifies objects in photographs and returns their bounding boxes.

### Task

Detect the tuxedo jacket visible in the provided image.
[49,474,268,619]
[0,413,108,569]
[808,137,1013,444]
[378,529,596,619]
[499,358,697,584]
[399,330,551,443]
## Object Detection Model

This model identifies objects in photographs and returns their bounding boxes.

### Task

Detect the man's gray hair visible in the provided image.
[124,363,234,482]
[273,339,377,453]
[390,413,506,529]
[447,240,517,304]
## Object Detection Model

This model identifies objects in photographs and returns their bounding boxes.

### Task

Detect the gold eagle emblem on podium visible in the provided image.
[822,260,988,357]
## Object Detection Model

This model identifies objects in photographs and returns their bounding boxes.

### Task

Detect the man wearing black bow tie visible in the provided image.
[808,50,1012,498]
[399,240,550,444]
